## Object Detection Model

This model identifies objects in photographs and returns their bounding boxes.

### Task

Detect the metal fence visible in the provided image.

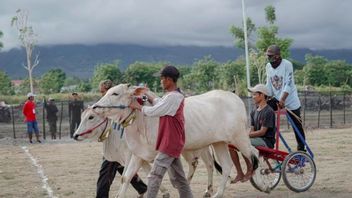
[242,90,352,129]
[0,90,351,139]
[0,100,96,140]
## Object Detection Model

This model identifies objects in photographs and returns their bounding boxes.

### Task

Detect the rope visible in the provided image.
[93,105,127,109]
[79,118,109,137]
[285,108,303,124]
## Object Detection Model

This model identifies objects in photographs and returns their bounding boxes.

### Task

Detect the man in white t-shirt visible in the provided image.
[129,65,193,198]
[265,45,306,151]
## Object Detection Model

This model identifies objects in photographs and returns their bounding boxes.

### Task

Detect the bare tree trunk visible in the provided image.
[28,69,34,93]
[27,50,34,93]
[12,9,39,94]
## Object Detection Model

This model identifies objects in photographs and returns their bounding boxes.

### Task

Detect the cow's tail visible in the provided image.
[213,156,223,174]
[210,146,223,175]
[250,147,259,171]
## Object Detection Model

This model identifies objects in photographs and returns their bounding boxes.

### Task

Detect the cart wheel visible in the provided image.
[250,156,281,192]
[282,151,316,192]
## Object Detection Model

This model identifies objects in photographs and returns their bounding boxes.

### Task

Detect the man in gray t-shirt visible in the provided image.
[248,84,276,148]
[229,84,275,184]
[250,98,276,148]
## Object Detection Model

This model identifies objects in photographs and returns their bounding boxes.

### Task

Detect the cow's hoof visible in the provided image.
[203,191,212,197]
[162,193,170,198]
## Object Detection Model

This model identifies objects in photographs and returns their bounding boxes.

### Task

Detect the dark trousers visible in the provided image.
[48,120,57,139]
[70,119,80,138]
[287,108,306,151]
[96,159,147,198]
[267,98,306,150]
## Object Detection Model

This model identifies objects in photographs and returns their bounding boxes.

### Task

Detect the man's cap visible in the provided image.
[159,65,180,80]
[266,45,281,56]
[248,84,269,96]
[72,92,78,96]
[27,92,36,97]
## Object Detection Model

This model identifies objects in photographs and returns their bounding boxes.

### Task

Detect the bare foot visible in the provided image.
[230,174,244,184]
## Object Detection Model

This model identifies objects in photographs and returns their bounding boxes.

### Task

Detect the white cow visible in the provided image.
[92,84,262,198]
[73,108,220,197]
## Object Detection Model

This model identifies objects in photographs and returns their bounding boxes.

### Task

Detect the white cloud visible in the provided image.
[0,0,351,51]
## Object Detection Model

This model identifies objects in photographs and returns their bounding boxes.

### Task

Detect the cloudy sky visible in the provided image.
[0,0,351,51]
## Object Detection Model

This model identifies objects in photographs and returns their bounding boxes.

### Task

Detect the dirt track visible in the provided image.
[1,128,352,198]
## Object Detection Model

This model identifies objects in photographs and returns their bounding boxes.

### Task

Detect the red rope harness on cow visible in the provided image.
[78,117,109,137]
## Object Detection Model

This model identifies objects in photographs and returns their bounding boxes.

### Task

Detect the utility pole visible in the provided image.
[241,0,251,93]
[241,0,252,113]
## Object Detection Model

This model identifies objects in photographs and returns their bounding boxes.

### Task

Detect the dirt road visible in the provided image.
[1,128,351,197]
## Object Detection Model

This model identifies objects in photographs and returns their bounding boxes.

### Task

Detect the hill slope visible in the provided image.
[0,44,351,79]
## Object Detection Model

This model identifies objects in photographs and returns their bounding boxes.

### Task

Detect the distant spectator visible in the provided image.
[22,93,41,143]
[0,101,9,107]
[69,92,84,138]
[0,101,11,123]
[99,80,113,95]
[45,98,59,139]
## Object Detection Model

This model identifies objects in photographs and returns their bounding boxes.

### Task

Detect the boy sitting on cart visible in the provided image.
[229,84,276,183]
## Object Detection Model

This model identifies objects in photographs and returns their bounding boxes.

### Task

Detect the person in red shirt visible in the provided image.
[23,93,41,143]
[129,65,193,198]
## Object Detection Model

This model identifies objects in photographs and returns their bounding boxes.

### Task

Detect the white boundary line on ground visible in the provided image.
[21,146,57,198]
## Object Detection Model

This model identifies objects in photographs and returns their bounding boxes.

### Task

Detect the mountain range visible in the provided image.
[0,44,351,79]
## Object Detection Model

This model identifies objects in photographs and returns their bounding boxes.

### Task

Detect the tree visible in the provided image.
[18,78,38,95]
[181,71,198,93]
[325,60,351,87]
[294,69,306,86]
[304,55,329,86]
[40,69,66,94]
[11,9,39,94]
[303,55,352,87]
[249,50,267,84]
[77,81,92,92]
[256,5,293,58]
[183,56,220,92]
[230,5,293,92]
[91,62,122,90]
[177,65,192,78]
[0,70,14,95]
[176,65,192,91]
[216,59,245,91]
[230,17,256,49]
[230,5,293,58]
[64,76,81,86]
[123,62,164,92]
[265,5,276,24]
[291,60,305,70]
